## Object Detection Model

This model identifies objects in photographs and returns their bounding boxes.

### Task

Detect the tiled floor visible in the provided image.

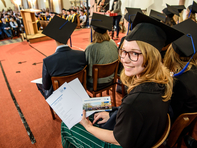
[0,37,22,46]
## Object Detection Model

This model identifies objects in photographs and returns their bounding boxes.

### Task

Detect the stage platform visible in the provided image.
[21,30,52,43]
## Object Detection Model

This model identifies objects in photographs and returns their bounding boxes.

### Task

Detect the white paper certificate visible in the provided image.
[46,82,83,129]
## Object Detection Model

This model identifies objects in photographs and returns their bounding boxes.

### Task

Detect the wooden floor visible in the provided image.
[21,30,52,43]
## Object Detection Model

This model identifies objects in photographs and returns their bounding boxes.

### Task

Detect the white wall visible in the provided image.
[0,0,15,11]
[53,0,60,13]
[63,0,71,9]
[38,0,50,9]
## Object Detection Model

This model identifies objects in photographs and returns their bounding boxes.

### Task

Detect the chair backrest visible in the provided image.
[152,113,171,148]
[92,59,119,91]
[51,65,87,91]
[167,112,197,148]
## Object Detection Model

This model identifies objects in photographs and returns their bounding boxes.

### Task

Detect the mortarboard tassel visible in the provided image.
[174,34,196,77]
[188,9,192,18]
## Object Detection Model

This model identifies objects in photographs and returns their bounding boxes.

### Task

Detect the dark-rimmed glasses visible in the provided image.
[118,48,142,62]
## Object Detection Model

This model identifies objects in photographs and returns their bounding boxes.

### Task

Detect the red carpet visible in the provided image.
[1,28,194,148]
[0,28,124,148]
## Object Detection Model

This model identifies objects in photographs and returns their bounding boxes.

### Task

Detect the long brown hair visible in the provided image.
[92,30,110,43]
[120,41,173,102]
[163,44,197,74]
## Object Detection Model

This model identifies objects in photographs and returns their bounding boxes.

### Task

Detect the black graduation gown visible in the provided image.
[171,66,197,122]
[113,82,169,148]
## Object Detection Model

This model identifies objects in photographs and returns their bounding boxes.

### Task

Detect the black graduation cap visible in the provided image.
[91,13,113,34]
[171,5,186,13]
[149,9,166,22]
[42,15,76,44]
[125,7,142,22]
[188,1,197,13]
[172,19,197,57]
[163,4,180,18]
[125,12,184,51]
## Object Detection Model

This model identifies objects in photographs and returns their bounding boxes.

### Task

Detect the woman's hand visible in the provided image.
[93,112,110,124]
[80,110,93,129]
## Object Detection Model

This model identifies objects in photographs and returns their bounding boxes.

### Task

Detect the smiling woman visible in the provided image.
[61,12,184,148]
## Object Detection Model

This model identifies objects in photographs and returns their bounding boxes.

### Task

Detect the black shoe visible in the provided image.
[184,135,197,148]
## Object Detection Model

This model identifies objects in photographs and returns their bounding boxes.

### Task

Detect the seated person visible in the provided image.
[85,13,118,89]
[66,9,72,21]
[37,16,86,99]
[70,9,78,24]
[9,17,19,36]
[62,8,67,19]
[162,4,179,27]
[164,19,197,122]
[4,14,10,22]
[35,16,41,30]
[1,18,13,39]
[61,13,184,148]
[15,14,24,33]
[45,11,51,21]
[186,1,197,22]
[79,9,87,28]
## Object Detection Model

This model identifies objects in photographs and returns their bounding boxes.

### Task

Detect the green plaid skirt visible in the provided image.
[61,122,122,148]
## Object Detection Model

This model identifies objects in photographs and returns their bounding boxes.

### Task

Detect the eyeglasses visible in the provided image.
[119,48,142,62]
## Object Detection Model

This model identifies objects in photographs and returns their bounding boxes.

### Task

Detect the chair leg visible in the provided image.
[49,106,56,120]
[112,85,116,107]
[122,84,125,97]
[93,92,96,97]
[106,89,109,95]
[100,92,102,97]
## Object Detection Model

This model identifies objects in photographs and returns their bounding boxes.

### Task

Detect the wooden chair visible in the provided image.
[166,112,197,148]
[50,66,87,120]
[87,60,119,106]
[152,113,171,148]
[116,75,126,97]
[76,15,81,29]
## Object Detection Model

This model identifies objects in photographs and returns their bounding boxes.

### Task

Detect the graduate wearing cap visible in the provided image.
[117,8,142,77]
[187,1,197,22]
[85,13,118,88]
[162,4,179,26]
[35,16,41,30]
[37,16,86,99]
[66,9,72,21]
[164,19,197,122]
[70,9,78,24]
[37,13,43,21]
[45,11,50,21]
[62,8,67,19]
[61,12,184,148]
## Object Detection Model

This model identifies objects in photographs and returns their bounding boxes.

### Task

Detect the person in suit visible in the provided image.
[15,14,24,33]
[1,18,13,39]
[37,16,87,99]
[9,17,19,36]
